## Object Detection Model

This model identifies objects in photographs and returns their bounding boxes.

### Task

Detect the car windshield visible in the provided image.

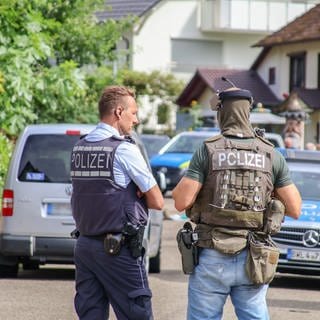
[140,135,170,158]
[18,134,80,183]
[267,138,280,147]
[164,135,209,153]
[290,171,320,200]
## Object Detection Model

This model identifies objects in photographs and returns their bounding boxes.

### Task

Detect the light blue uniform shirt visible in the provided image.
[85,122,156,192]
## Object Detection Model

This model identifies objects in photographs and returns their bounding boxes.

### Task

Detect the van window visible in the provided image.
[18,134,79,183]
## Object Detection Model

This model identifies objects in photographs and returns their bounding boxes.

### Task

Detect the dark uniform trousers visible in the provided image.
[74,235,153,320]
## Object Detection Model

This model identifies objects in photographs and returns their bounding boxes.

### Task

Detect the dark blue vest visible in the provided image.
[70,135,148,236]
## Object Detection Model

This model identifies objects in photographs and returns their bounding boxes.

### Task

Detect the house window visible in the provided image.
[157,104,169,125]
[268,67,275,85]
[288,51,306,92]
[171,39,222,73]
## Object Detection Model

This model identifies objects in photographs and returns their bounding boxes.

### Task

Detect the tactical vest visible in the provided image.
[187,135,274,231]
[70,136,148,236]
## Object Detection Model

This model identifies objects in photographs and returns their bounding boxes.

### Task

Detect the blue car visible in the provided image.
[150,129,284,193]
[150,130,220,193]
[140,134,170,159]
[272,148,320,275]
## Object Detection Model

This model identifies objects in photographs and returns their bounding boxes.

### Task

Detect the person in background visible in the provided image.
[70,85,164,320]
[172,85,301,320]
[305,142,317,150]
[284,136,294,149]
[284,135,300,149]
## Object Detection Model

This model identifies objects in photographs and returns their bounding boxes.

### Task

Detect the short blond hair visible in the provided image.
[98,85,135,119]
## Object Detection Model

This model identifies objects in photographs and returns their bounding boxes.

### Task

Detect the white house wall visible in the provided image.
[198,87,214,108]
[255,41,320,144]
[256,42,320,99]
[221,33,263,70]
[132,0,268,80]
[305,113,318,146]
[132,1,198,75]
[306,45,320,88]
[255,47,288,99]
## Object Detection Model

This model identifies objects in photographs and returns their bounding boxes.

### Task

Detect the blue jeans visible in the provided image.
[187,248,269,320]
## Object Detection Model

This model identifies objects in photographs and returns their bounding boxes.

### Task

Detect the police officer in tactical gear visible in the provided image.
[70,85,164,320]
[172,82,301,320]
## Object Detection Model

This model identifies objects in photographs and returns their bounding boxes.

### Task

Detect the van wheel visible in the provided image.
[23,261,39,271]
[149,243,161,273]
[0,264,19,278]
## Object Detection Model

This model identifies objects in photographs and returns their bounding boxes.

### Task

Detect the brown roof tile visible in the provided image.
[254,4,320,47]
[96,0,162,21]
[176,68,280,107]
[293,88,320,110]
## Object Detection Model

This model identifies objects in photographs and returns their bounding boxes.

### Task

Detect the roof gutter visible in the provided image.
[134,0,163,35]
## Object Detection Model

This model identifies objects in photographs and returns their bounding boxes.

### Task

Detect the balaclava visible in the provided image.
[211,87,255,138]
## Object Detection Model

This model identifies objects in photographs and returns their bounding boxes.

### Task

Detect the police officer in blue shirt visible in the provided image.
[70,85,164,320]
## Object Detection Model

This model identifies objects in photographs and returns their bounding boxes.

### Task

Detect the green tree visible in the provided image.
[119,70,184,133]
[0,0,133,190]
[0,71,4,94]
[85,67,184,132]
[118,69,184,99]
[0,1,184,188]
[0,0,131,137]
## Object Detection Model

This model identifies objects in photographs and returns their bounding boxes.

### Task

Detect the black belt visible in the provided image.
[85,234,107,241]
[85,233,124,241]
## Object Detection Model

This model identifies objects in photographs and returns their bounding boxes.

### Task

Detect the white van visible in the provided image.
[0,124,163,277]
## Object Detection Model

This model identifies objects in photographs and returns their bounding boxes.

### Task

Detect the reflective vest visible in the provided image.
[187,135,274,230]
[70,135,148,236]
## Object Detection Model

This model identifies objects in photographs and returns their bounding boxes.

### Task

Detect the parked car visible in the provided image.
[0,124,163,277]
[263,132,285,148]
[140,134,170,159]
[272,148,320,275]
[150,129,284,193]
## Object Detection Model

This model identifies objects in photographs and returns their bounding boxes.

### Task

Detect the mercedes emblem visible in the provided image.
[302,230,319,248]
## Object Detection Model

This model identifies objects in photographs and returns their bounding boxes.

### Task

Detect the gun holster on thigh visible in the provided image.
[176,222,199,275]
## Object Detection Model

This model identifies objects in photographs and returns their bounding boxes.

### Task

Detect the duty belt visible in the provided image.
[71,222,145,258]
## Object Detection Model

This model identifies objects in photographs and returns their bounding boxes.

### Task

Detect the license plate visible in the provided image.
[287,248,320,262]
[46,203,72,216]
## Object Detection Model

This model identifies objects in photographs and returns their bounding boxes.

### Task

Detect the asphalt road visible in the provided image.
[0,196,319,319]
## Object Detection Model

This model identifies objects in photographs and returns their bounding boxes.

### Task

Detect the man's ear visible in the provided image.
[115,107,122,118]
